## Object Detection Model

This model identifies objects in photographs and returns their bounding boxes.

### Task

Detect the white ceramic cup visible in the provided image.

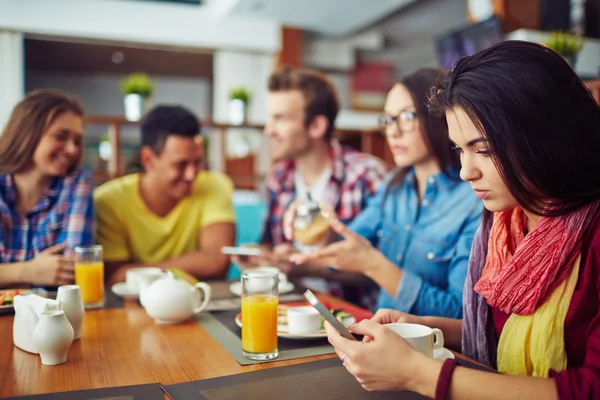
[243,266,287,289]
[56,285,85,340]
[125,267,164,293]
[384,323,444,357]
[287,306,322,334]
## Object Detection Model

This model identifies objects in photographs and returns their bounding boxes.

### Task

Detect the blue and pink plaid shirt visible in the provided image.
[0,168,95,264]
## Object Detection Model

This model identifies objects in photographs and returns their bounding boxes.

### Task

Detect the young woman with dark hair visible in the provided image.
[324,41,600,399]
[0,90,95,287]
[287,68,483,316]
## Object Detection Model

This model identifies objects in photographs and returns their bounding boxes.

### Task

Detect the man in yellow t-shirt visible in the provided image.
[94,105,236,284]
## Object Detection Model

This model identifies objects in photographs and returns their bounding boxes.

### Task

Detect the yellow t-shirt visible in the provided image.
[94,171,235,263]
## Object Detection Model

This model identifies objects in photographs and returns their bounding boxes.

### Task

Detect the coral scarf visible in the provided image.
[474,204,598,315]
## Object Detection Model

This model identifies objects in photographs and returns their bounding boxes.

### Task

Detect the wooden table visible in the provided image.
[0,294,342,398]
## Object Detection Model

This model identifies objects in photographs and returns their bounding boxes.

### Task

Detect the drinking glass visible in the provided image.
[74,245,105,309]
[241,270,279,360]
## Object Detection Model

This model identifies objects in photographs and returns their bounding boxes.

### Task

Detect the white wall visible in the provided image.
[0,31,24,129]
[26,71,212,144]
[212,50,276,125]
[328,72,381,129]
[0,0,280,53]
[327,72,351,110]
[303,38,356,70]
[26,71,212,118]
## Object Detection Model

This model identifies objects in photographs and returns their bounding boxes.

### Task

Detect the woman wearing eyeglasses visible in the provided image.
[287,68,483,317]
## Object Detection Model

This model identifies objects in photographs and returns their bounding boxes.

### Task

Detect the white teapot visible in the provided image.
[139,271,211,324]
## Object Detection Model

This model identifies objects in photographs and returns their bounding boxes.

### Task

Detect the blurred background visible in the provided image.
[1,0,599,250]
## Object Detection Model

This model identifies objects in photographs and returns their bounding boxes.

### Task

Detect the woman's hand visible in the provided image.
[231,244,271,268]
[282,199,335,241]
[262,243,297,274]
[232,244,297,275]
[358,309,424,344]
[23,243,75,286]
[371,308,423,325]
[289,218,387,275]
[325,319,438,392]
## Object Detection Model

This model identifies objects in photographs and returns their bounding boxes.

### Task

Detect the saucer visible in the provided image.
[111,282,139,300]
[433,348,455,361]
[234,308,356,340]
[229,281,295,296]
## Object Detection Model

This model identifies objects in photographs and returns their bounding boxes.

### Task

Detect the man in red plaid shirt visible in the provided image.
[236,67,388,309]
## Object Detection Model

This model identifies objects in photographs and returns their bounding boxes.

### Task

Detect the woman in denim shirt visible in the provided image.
[290,68,483,317]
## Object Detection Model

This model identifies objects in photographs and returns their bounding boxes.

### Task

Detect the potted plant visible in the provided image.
[228,87,251,125]
[98,132,112,162]
[544,31,585,68]
[120,73,154,122]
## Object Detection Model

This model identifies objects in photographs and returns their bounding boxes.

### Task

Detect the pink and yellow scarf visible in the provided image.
[474,203,598,376]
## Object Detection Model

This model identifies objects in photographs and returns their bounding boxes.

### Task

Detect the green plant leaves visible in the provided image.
[229,87,251,103]
[544,31,585,57]
[120,73,154,97]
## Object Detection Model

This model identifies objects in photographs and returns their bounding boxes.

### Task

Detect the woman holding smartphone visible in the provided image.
[325,41,600,399]
[0,90,95,288]
[287,68,483,317]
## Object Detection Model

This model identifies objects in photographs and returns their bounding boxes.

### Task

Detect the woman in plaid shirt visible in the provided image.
[0,90,94,288]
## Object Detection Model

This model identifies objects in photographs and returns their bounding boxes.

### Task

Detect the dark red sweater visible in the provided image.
[492,210,600,399]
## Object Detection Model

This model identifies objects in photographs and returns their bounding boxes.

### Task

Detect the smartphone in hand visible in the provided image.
[303,289,357,341]
[220,246,262,257]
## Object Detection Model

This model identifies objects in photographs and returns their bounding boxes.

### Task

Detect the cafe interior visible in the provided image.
[2,0,600,399]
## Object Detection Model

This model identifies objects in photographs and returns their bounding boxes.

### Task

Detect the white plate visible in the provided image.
[433,347,455,361]
[0,288,47,312]
[229,281,295,296]
[111,282,139,300]
[234,311,356,340]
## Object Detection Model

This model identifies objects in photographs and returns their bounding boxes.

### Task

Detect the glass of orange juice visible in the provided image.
[74,245,105,309]
[241,270,279,360]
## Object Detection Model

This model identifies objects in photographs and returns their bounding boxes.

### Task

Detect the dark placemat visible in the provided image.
[6,383,165,400]
[163,357,426,400]
[103,285,124,309]
[196,309,335,365]
[215,309,332,351]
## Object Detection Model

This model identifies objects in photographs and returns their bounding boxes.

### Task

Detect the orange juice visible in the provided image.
[75,262,105,304]
[241,295,278,353]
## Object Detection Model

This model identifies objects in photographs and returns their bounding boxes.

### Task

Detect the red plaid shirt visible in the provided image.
[261,140,388,246]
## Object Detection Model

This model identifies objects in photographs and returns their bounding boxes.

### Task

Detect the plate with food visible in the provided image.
[0,288,39,313]
[235,304,356,340]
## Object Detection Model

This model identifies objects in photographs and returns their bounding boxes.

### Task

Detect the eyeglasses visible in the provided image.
[378,111,417,135]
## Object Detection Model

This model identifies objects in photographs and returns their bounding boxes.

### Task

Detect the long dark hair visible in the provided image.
[429,40,600,217]
[384,67,460,196]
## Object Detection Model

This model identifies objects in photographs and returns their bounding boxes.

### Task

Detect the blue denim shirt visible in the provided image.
[348,167,483,318]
